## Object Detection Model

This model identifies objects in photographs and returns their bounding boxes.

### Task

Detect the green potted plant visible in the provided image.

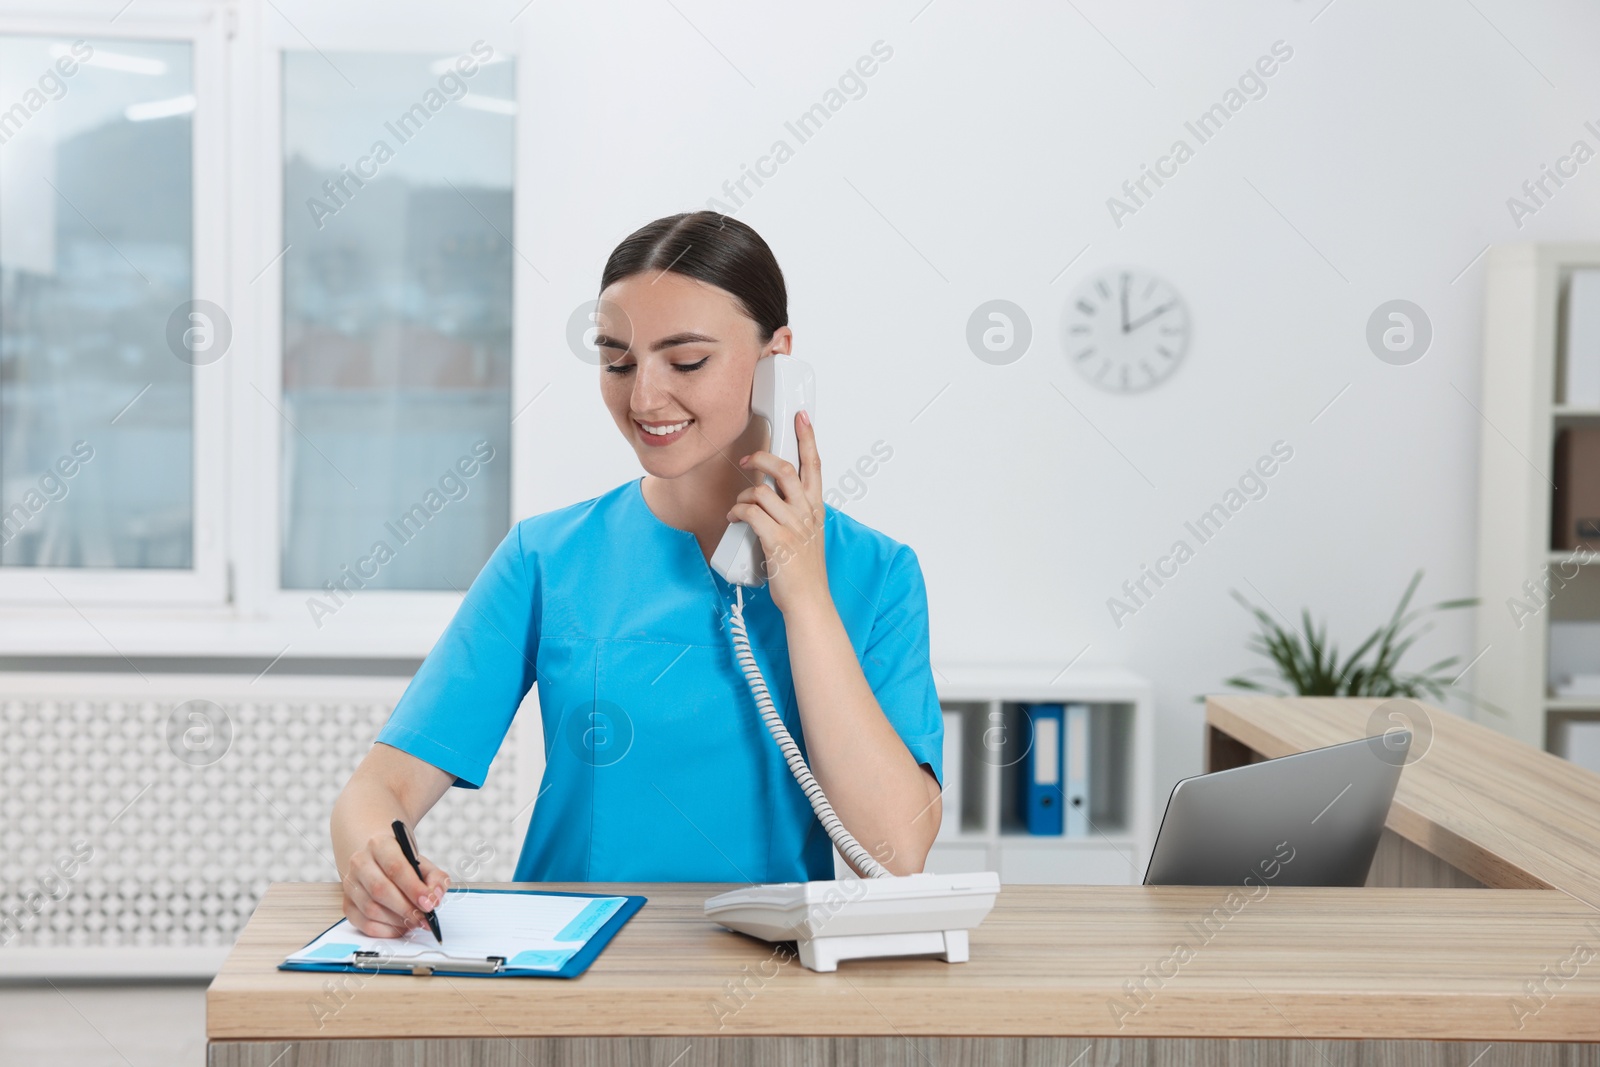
[1212,570,1498,714]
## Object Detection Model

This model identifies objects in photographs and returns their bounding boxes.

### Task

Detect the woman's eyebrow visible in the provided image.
[589,330,719,353]
[649,331,719,351]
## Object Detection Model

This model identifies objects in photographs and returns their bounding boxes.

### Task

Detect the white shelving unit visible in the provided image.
[833,664,1153,885]
[1475,243,1600,753]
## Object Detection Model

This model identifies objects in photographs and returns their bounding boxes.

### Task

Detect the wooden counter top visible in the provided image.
[1205,696,1600,904]
[208,881,1600,1042]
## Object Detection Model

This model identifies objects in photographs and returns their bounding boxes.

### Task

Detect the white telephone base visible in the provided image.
[703,871,1000,972]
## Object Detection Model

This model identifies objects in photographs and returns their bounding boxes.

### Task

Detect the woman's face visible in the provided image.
[596,270,787,479]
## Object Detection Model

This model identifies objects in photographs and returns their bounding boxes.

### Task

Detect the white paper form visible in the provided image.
[283,889,628,972]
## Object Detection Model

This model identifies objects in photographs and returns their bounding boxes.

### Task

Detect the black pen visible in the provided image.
[391,819,443,944]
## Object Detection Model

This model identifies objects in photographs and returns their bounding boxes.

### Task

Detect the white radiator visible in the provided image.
[0,673,540,978]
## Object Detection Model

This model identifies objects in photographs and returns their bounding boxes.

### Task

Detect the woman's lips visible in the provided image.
[635,418,693,447]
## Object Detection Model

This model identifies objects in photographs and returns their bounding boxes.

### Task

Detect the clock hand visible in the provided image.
[1120,274,1129,334]
[1125,300,1177,333]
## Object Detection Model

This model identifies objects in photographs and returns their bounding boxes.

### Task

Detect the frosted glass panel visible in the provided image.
[280,50,513,592]
[0,36,194,568]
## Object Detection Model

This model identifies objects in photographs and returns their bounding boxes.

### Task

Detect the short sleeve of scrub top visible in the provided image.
[375,477,944,884]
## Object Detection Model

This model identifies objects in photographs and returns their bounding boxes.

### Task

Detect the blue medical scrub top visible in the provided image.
[375,476,944,884]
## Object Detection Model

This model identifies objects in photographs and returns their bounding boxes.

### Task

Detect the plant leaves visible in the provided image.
[1215,569,1478,706]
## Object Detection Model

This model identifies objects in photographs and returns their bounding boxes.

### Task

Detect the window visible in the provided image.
[0,36,196,569]
[0,2,520,650]
[278,49,514,593]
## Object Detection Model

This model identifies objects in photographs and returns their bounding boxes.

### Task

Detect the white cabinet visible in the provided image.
[998,839,1138,886]
[833,665,1154,885]
[1475,244,1600,752]
[925,844,992,875]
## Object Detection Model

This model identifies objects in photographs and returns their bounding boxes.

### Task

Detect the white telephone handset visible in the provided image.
[704,351,1001,973]
[709,353,816,587]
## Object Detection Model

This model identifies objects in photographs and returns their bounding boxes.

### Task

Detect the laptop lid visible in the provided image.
[1143,731,1410,888]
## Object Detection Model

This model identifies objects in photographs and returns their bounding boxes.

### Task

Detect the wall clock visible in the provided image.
[1062,268,1190,393]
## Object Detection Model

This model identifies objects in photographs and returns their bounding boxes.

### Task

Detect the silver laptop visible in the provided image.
[1143,731,1409,887]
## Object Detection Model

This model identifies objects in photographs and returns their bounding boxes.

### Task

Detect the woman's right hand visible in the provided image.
[341,829,452,938]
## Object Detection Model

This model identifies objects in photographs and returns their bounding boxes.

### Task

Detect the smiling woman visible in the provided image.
[330,210,946,937]
[591,213,791,562]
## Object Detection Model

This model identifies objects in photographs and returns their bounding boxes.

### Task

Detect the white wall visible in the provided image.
[510,0,1600,812]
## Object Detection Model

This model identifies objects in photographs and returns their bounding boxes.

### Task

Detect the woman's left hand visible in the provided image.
[728,410,831,617]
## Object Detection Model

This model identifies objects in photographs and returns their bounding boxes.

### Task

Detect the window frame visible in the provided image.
[0,3,230,608]
[0,0,525,656]
[238,8,520,648]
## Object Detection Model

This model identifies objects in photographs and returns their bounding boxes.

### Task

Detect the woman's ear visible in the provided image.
[768,324,794,357]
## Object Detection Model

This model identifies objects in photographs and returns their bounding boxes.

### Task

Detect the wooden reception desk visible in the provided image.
[1205,695,1600,897]
[207,697,1600,1066]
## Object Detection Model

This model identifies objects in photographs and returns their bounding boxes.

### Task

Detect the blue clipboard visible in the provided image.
[277,888,647,980]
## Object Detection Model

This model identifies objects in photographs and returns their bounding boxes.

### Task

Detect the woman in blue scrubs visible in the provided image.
[331,211,945,937]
